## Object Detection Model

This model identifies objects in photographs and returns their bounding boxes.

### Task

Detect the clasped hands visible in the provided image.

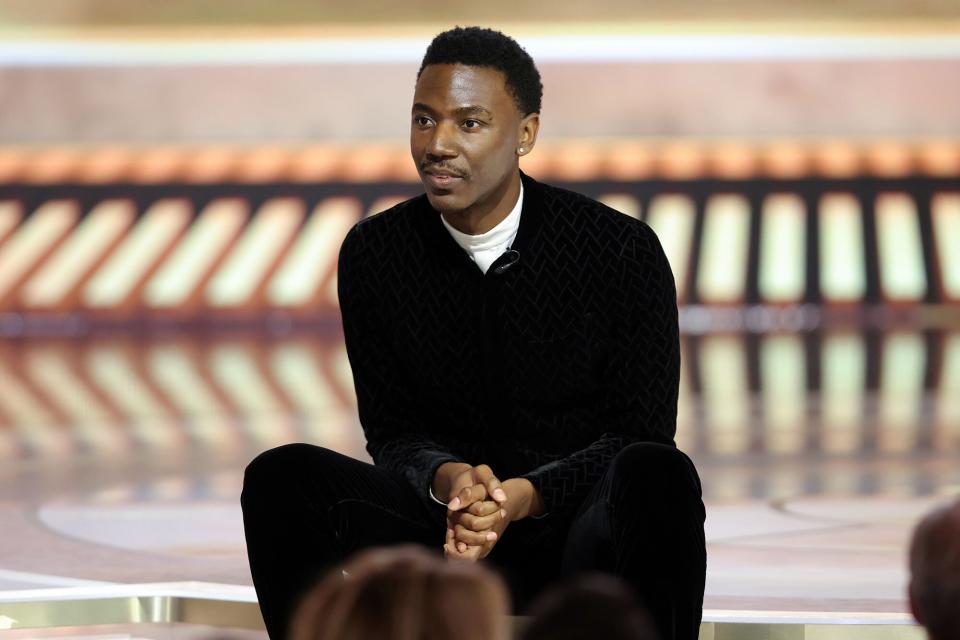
[433,462,544,562]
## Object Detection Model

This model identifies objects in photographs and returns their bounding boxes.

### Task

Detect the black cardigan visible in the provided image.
[338,172,679,519]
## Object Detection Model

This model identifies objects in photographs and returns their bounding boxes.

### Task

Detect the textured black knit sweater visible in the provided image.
[338,171,680,519]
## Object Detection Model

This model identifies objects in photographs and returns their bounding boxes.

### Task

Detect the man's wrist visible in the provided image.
[504,478,546,520]
[432,461,472,501]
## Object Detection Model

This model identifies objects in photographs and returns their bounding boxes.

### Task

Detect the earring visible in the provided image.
[517,147,526,155]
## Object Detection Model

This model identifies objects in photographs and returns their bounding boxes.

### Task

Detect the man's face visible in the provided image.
[411,63,530,216]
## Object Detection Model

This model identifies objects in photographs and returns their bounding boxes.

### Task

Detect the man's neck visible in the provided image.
[441,171,521,235]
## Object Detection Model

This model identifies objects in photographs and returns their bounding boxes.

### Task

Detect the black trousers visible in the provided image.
[241,442,706,640]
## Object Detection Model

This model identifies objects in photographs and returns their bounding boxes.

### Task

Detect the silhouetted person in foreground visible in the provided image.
[290,545,509,640]
[521,573,660,640]
[909,499,960,640]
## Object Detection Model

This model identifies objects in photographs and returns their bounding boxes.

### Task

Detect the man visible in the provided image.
[242,26,706,640]
[909,499,960,640]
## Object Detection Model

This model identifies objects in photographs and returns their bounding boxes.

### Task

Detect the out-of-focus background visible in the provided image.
[0,2,958,638]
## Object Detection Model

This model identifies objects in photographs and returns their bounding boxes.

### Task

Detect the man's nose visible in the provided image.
[426,121,458,159]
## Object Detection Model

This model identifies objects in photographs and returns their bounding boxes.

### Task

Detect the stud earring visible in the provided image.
[517,147,526,154]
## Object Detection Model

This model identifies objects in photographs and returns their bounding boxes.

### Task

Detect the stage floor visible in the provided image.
[0,330,957,638]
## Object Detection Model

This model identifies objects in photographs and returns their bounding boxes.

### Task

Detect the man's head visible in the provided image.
[411,27,542,219]
[909,499,960,640]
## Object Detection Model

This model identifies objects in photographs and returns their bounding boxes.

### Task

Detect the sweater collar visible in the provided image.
[423,170,544,270]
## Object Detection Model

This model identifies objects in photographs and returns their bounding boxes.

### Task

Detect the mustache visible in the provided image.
[420,162,468,178]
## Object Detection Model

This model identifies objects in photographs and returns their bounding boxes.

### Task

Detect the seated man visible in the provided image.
[241,26,706,640]
[909,499,960,640]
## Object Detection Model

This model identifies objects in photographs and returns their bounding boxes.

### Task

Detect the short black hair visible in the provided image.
[417,26,543,116]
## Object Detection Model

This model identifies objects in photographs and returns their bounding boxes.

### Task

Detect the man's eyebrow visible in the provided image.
[411,103,493,118]
[454,105,493,117]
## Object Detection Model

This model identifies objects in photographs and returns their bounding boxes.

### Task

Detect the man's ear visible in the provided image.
[516,112,540,156]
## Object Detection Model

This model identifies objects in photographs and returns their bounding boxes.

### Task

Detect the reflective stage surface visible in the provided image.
[0,329,957,638]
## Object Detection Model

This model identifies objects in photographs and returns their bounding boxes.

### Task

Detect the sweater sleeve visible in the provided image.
[519,223,680,518]
[338,223,465,501]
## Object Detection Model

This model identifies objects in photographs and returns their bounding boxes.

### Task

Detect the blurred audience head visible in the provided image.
[290,544,509,640]
[909,499,960,640]
[520,573,659,640]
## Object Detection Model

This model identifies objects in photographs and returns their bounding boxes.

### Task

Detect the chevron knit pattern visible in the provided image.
[338,172,680,518]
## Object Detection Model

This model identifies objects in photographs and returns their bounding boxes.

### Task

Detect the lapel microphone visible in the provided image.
[492,249,520,275]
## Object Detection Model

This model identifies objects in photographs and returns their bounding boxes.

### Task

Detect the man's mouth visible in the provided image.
[422,167,465,189]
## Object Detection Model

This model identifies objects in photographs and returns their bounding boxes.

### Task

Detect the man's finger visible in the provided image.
[449,483,487,511]
[454,523,497,546]
[467,500,500,517]
[473,465,508,503]
[444,542,480,563]
[457,510,501,532]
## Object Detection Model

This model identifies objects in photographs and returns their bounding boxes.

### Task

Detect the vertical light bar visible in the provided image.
[819,194,865,302]
[932,193,960,300]
[821,333,865,454]
[935,333,960,451]
[268,198,360,307]
[84,199,192,308]
[0,201,23,245]
[699,335,750,455]
[760,334,806,454]
[0,200,78,301]
[697,194,750,303]
[26,349,127,456]
[86,347,180,450]
[878,332,924,453]
[147,344,237,452]
[598,194,641,219]
[206,198,305,307]
[22,200,135,308]
[270,343,340,413]
[759,194,806,303]
[271,342,354,450]
[208,344,296,448]
[0,362,69,458]
[646,195,695,302]
[876,193,926,302]
[145,199,248,307]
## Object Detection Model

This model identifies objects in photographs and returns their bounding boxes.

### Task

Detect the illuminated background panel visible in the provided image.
[758,193,807,304]
[819,193,866,303]
[0,201,24,247]
[932,192,960,301]
[20,200,135,310]
[878,332,925,453]
[206,198,305,309]
[936,332,960,450]
[699,335,751,458]
[267,197,361,310]
[83,199,192,310]
[0,201,79,310]
[598,193,641,219]
[646,194,695,303]
[875,192,927,303]
[144,199,249,310]
[696,194,751,304]
[820,333,866,454]
[760,334,807,455]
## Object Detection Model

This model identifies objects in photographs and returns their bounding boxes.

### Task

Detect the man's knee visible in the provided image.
[608,442,702,502]
[242,443,335,502]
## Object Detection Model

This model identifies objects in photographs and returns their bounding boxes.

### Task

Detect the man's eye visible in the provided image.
[463,119,482,129]
[413,116,433,127]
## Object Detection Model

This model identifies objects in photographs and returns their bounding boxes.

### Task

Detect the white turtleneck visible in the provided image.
[440,182,523,274]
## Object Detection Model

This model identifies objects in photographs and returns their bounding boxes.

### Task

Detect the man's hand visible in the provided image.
[433,463,509,556]
[444,477,544,562]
